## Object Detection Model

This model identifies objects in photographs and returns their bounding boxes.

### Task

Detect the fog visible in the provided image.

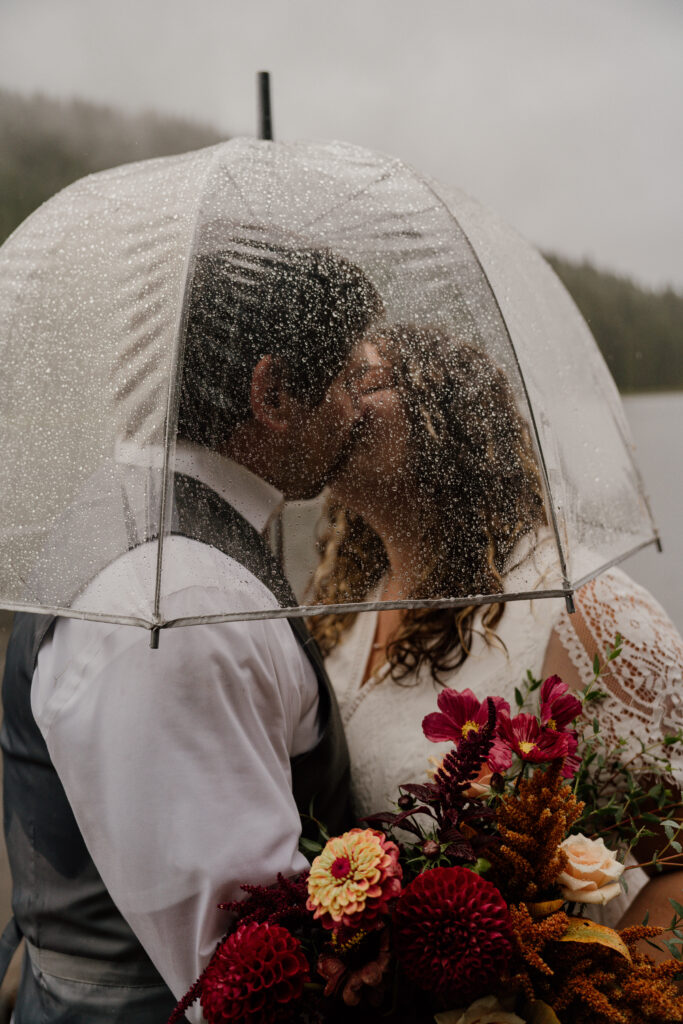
[1,0,682,290]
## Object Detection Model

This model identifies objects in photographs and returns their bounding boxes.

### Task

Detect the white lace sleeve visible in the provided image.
[551,567,683,781]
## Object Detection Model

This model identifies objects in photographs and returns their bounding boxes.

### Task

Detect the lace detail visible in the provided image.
[554,567,683,777]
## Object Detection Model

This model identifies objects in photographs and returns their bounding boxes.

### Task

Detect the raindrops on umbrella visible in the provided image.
[0,129,658,632]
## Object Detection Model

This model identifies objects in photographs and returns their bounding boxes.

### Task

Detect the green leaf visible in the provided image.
[298,837,323,856]
[671,841,682,854]
[593,717,600,734]
[560,917,631,960]
[663,939,683,960]
[593,653,601,675]
[585,689,608,702]
[669,899,683,918]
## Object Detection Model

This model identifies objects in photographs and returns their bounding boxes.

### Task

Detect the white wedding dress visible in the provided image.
[324,542,683,924]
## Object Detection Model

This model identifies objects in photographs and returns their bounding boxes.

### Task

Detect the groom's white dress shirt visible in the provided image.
[30,444,320,1013]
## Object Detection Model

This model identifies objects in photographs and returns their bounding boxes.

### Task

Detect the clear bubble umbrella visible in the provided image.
[0,136,659,635]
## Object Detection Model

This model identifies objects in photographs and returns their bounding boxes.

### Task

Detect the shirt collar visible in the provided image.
[115,439,283,536]
[174,441,283,535]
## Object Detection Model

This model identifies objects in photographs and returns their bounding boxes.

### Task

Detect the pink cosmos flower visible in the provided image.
[487,735,514,772]
[561,728,581,778]
[422,688,510,745]
[539,675,583,731]
[497,713,573,764]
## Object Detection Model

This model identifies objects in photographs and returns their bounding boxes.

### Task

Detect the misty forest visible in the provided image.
[1,88,680,394]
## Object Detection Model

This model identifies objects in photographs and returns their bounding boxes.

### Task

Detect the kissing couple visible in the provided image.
[3,238,682,1022]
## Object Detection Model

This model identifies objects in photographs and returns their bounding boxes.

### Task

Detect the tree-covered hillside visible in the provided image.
[545,255,683,393]
[0,88,222,243]
[0,89,680,392]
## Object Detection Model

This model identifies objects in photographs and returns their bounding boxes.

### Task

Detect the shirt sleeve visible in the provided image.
[32,584,319,1006]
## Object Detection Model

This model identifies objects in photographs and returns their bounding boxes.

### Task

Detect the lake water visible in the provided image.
[621,391,683,632]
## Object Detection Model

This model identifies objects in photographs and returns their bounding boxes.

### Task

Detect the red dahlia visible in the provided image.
[393,866,513,1004]
[200,921,309,1024]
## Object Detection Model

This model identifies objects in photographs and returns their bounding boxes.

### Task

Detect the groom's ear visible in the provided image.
[250,355,295,433]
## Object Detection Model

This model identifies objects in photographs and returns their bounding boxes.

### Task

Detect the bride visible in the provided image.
[309,323,683,929]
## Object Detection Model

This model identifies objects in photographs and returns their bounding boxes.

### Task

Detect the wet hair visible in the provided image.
[177,240,383,449]
[309,324,547,682]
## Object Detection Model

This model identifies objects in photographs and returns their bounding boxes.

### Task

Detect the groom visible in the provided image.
[1,240,382,1022]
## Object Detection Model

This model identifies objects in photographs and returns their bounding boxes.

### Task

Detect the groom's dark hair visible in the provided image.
[177,239,382,449]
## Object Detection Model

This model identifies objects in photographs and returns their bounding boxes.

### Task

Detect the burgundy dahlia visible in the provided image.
[200,921,309,1024]
[393,866,513,1004]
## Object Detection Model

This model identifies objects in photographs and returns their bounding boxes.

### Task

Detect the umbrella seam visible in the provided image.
[152,148,221,627]
[413,174,572,593]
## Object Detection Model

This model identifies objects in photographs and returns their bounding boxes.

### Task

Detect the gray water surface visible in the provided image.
[622,391,683,632]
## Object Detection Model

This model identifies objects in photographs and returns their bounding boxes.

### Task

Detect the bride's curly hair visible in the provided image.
[308,324,547,682]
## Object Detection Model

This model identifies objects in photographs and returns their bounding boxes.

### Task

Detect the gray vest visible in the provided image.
[1,473,352,1023]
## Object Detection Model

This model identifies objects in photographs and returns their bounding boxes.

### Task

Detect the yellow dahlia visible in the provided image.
[306,828,402,931]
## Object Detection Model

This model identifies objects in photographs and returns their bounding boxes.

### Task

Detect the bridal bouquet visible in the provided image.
[169,639,683,1024]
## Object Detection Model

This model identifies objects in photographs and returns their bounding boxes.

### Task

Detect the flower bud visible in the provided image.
[398,794,415,810]
[421,839,440,858]
[490,772,505,793]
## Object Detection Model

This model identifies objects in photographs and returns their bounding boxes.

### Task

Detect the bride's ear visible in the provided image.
[250,355,291,433]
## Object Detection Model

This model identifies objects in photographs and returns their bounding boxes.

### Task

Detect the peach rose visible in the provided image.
[435,995,526,1023]
[557,833,625,905]
[466,765,493,799]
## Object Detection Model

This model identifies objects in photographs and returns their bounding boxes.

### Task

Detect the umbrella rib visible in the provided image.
[293,161,401,235]
[413,174,573,598]
[219,165,266,227]
[0,600,152,629]
[152,152,218,628]
[569,536,660,592]
[158,588,574,627]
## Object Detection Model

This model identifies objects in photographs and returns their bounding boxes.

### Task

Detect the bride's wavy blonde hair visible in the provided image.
[308,324,547,682]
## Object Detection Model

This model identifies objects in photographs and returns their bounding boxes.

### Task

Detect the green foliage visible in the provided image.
[571,637,683,873]
[0,88,222,244]
[546,252,683,393]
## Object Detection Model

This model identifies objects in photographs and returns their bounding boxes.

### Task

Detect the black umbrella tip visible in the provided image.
[257,71,274,141]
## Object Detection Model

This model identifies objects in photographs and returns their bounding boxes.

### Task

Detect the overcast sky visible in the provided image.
[1,0,681,290]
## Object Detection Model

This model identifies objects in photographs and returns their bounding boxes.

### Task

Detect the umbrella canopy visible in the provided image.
[0,138,657,630]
